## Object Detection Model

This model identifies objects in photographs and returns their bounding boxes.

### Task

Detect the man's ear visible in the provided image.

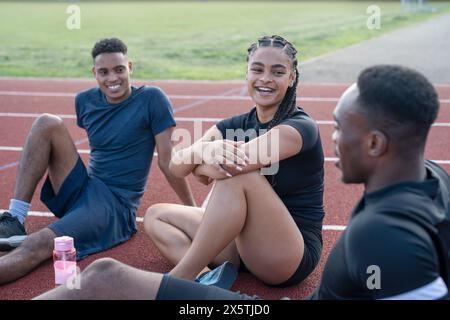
[91,66,96,77]
[367,130,388,157]
[128,61,133,74]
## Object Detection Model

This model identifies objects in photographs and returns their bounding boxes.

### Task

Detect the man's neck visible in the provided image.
[364,155,427,194]
[105,86,132,105]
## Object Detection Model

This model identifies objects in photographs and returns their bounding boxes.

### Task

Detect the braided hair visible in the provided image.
[247,35,299,130]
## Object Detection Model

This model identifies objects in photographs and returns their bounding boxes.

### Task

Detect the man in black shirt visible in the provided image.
[313,65,448,299]
[35,65,449,300]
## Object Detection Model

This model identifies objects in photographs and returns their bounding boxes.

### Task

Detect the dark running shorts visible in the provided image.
[41,156,137,260]
[156,274,260,300]
[239,217,323,288]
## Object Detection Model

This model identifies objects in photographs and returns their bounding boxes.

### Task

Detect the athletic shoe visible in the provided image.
[195,261,238,290]
[0,212,27,251]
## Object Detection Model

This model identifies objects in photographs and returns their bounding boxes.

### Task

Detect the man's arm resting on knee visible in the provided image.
[155,127,197,207]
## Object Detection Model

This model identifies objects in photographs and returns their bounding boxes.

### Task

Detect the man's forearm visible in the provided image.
[168,143,202,178]
[162,167,197,206]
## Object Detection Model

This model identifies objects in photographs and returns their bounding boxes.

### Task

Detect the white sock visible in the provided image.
[8,199,30,225]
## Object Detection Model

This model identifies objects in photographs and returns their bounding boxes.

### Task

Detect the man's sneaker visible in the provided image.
[0,212,27,251]
[195,261,238,290]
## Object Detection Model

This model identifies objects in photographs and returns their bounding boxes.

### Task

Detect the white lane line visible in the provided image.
[0,147,155,156]
[432,123,450,127]
[0,91,75,97]
[0,148,448,165]
[0,90,329,101]
[0,209,347,230]
[0,113,76,119]
[0,77,247,84]
[0,147,22,152]
[324,157,450,165]
[1,113,450,127]
[0,147,91,154]
[2,77,450,88]
[323,225,347,231]
[1,91,449,104]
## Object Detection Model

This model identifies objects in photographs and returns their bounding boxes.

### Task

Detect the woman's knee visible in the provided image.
[143,203,171,235]
[216,170,263,188]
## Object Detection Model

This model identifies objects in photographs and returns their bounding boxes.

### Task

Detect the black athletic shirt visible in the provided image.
[216,106,325,223]
[311,161,449,300]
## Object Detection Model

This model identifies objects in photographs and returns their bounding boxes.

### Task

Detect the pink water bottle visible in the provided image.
[53,236,77,285]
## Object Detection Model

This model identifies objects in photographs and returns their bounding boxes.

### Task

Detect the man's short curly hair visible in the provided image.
[91,38,127,60]
[357,65,439,153]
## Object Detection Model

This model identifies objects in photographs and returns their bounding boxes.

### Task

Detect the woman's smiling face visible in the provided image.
[246,47,295,112]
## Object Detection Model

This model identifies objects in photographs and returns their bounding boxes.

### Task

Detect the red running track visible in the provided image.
[0,78,449,300]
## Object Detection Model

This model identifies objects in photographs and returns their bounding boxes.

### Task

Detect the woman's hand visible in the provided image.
[193,163,233,182]
[196,140,248,169]
[193,173,214,186]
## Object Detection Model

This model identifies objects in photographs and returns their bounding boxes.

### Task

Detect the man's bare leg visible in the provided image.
[34,258,163,300]
[0,114,79,284]
[0,228,55,284]
[13,113,79,202]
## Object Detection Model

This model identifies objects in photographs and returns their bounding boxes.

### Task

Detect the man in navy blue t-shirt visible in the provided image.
[0,38,195,284]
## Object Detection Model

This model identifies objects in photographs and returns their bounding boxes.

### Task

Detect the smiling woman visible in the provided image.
[246,36,298,128]
[144,35,325,289]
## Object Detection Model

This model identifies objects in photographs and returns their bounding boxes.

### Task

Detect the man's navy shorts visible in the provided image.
[41,157,137,260]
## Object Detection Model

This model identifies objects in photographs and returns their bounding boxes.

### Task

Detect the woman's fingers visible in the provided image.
[212,163,233,178]
[221,140,248,167]
[202,140,248,169]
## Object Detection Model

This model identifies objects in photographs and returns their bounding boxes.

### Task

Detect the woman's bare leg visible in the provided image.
[144,204,240,269]
[166,171,304,285]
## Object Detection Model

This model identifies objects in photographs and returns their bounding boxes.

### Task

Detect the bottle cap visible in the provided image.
[54,236,74,252]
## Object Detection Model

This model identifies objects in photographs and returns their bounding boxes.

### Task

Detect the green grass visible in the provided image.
[0,1,449,80]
